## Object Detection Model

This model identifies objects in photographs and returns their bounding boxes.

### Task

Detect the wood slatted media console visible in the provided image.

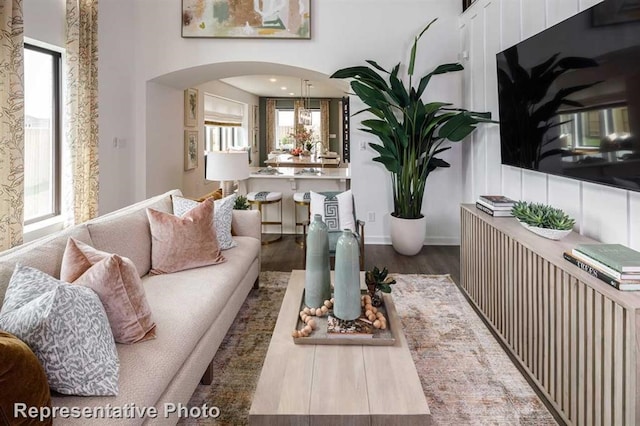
[460,204,640,426]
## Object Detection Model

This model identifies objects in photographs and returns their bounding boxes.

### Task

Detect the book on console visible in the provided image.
[563,252,640,291]
[475,202,513,217]
[476,199,513,211]
[326,315,374,338]
[478,195,516,206]
[574,244,640,273]
[570,249,640,281]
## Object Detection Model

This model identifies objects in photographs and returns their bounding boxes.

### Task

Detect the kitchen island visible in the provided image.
[244,166,350,235]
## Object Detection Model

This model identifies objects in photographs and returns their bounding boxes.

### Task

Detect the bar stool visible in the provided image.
[293,192,311,247]
[247,191,283,245]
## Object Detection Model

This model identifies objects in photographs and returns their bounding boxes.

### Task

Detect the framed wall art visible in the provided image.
[184,88,198,127]
[184,130,199,171]
[182,0,311,39]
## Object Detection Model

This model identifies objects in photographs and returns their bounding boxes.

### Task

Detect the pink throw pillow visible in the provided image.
[146,197,225,274]
[60,238,156,344]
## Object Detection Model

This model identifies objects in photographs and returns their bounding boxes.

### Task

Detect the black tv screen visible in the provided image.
[496,0,640,192]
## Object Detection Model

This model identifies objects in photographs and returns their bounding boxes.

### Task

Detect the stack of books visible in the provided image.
[563,244,640,291]
[475,195,516,217]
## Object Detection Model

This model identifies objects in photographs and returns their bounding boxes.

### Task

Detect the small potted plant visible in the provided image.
[511,201,575,240]
[365,266,396,307]
[233,195,250,210]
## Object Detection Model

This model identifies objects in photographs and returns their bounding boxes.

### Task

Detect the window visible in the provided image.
[276,109,294,150]
[274,108,321,151]
[23,44,61,224]
[204,125,245,151]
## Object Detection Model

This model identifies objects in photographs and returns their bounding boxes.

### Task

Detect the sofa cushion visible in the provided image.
[49,236,260,415]
[0,265,119,396]
[147,198,225,274]
[0,331,52,426]
[0,226,92,307]
[87,192,174,277]
[61,238,156,344]
[172,194,238,250]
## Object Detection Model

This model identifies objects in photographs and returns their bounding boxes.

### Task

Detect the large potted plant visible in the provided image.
[331,18,494,255]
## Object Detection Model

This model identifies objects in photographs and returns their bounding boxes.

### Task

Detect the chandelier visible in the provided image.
[298,79,312,126]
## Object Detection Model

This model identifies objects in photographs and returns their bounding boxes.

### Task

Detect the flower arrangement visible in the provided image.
[291,127,314,151]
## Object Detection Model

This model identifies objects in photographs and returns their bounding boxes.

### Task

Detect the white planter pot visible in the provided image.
[389,214,427,256]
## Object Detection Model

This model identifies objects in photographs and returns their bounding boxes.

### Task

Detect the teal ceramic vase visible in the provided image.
[333,229,361,320]
[305,214,331,308]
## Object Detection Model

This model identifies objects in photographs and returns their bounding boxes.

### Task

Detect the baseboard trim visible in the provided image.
[365,236,459,246]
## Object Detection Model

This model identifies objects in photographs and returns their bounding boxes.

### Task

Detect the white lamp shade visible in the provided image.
[205,151,250,181]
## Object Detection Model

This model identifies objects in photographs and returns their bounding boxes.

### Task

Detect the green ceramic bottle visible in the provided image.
[305,214,331,308]
[333,229,361,320]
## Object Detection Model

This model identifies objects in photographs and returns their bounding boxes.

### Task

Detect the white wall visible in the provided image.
[23,0,137,215]
[460,0,640,249]
[117,0,463,244]
[144,80,259,199]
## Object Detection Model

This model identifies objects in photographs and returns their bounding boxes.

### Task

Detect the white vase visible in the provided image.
[389,214,427,256]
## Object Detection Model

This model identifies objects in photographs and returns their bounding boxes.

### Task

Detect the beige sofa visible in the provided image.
[0,189,261,425]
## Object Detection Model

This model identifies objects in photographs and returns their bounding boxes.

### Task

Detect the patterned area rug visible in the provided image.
[181,272,557,425]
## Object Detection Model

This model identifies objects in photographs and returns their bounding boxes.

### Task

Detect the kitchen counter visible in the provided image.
[249,166,350,180]
[264,154,340,168]
[245,166,350,234]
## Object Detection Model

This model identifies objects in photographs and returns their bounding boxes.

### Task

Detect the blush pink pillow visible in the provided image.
[60,238,156,344]
[146,197,225,274]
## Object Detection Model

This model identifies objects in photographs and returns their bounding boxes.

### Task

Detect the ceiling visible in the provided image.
[220,74,349,98]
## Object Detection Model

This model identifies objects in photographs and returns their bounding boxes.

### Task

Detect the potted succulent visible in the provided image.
[331,19,494,256]
[365,266,396,307]
[511,201,575,240]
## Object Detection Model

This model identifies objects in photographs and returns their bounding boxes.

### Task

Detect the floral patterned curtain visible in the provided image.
[0,0,24,250]
[266,98,277,153]
[320,99,330,151]
[64,0,99,225]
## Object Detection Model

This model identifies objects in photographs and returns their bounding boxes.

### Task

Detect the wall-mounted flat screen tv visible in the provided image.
[496,0,640,192]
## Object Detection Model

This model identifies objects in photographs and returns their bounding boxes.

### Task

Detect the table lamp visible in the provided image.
[205,151,250,197]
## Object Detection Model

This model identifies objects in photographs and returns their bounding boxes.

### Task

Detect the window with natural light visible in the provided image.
[275,109,321,150]
[23,44,61,224]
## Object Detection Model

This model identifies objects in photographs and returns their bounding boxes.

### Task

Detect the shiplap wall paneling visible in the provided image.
[521,0,546,39]
[459,19,475,203]
[547,175,582,233]
[579,0,604,10]
[521,170,548,203]
[500,0,521,50]
[470,12,487,200]
[546,0,579,27]
[630,193,640,249]
[483,1,502,194]
[581,183,629,245]
[501,165,522,200]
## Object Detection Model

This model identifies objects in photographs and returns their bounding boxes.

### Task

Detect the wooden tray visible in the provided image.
[292,290,396,346]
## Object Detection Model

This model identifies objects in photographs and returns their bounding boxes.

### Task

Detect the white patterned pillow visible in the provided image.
[172,194,237,250]
[310,190,356,232]
[0,265,119,396]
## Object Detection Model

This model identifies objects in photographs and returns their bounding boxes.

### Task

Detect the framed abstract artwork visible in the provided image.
[182,0,311,39]
[184,88,198,127]
[184,130,199,171]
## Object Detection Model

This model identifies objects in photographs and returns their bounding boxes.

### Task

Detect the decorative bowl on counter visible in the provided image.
[517,220,572,240]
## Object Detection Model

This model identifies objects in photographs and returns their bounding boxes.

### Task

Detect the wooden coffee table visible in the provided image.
[249,270,431,425]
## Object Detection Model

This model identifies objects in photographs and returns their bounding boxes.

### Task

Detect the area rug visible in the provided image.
[181,272,557,425]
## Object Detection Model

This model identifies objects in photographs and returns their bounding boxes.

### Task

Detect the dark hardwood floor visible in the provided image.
[260,235,461,284]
